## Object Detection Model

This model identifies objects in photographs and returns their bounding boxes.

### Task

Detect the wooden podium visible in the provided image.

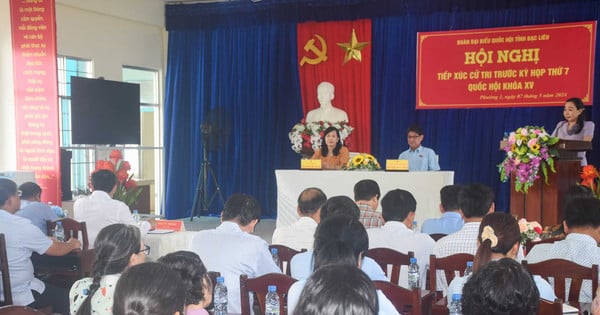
[509,140,592,227]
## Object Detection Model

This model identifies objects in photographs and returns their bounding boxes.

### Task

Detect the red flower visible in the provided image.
[116,169,129,183]
[580,165,599,192]
[120,161,131,172]
[95,160,115,172]
[109,149,123,160]
[125,179,138,190]
[534,226,543,234]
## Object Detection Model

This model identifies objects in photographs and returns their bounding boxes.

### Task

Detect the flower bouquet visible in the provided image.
[518,218,542,245]
[498,126,559,193]
[288,120,353,155]
[580,165,600,198]
[344,153,382,171]
[94,149,142,207]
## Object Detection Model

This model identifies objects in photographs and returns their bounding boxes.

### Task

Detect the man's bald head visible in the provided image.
[298,187,327,216]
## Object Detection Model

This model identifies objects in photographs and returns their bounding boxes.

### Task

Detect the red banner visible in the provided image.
[297,19,371,152]
[417,21,596,109]
[10,0,61,204]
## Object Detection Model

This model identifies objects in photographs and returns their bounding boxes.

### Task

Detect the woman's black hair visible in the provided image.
[312,216,368,268]
[293,264,378,315]
[320,126,342,156]
[158,250,211,306]
[76,224,141,315]
[473,212,520,272]
[113,262,186,315]
[565,97,586,134]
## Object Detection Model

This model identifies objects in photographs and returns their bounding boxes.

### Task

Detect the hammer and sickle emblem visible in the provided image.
[300,34,328,66]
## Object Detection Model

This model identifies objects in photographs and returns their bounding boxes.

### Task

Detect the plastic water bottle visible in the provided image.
[54,221,65,242]
[265,285,280,315]
[412,220,418,233]
[271,248,280,267]
[448,293,462,315]
[408,257,420,289]
[213,276,227,315]
[464,261,473,277]
[132,210,140,225]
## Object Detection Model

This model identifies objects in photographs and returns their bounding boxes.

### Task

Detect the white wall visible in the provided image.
[0,0,166,170]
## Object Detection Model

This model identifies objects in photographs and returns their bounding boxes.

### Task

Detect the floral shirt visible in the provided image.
[70,274,121,315]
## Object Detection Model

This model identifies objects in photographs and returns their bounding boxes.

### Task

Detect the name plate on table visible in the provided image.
[155,220,183,231]
[301,159,322,170]
[386,159,409,171]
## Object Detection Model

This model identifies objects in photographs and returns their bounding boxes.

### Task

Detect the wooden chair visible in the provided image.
[239,273,297,315]
[268,244,306,276]
[429,233,447,242]
[524,236,565,255]
[35,219,94,286]
[429,253,474,299]
[0,306,45,315]
[0,234,12,306]
[366,248,413,284]
[374,280,435,315]
[522,259,598,303]
[537,298,563,315]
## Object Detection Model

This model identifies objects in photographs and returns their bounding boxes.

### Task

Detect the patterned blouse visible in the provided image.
[69,274,121,315]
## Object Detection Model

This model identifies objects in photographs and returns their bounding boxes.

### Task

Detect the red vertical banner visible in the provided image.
[10,0,61,205]
[297,19,372,153]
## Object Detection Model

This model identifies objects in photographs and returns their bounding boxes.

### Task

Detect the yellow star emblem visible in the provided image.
[336,28,369,64]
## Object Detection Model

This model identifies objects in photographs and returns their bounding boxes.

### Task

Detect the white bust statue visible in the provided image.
[305,81,349,123]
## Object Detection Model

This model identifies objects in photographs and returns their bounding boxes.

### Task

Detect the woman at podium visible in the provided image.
[551,97,595,166]
[311,126,349,170]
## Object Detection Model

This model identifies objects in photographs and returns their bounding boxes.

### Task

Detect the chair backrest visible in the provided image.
[373,280,435,315]
[537,298,563,315]
[524,236,565,255]
[366,248,413,284]
[239,273,297,315]
[0,305,45,315]
[428,233,447,241]
[268,244,306,276]
[46,218,89,250]
[0,234,12,306]
[522,259,599,302]
[429,253,474,297]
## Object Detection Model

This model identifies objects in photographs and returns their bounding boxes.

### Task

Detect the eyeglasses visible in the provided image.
[137,245,150,255]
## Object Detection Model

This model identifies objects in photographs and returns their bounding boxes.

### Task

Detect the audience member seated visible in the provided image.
[397,124,440,171]
[421,185,464,235]
[310,126,350,170]
[354,179,384,228]
[462,258,540,315]
[158,251,212,315]
[74,170,155,248]
[112,262,186,315]
[432,183,495,295]
[0,178,81,314]
[288,217,396,315]
[16,182,59,235]
[448,212,555,301]
[526,196,600,303]
[70,224,145,315]
[290,196,386,282]
[188,193,280,314]
[271,187,326,251]
[367,189,435,287]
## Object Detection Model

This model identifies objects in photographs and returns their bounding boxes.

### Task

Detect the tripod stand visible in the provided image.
[189,145,225,221]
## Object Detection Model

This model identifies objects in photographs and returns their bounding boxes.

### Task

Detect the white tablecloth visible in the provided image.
[143,231,197,261]
[275,170,454,228]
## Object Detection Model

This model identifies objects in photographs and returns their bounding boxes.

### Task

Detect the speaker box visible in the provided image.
[60,149,72,201]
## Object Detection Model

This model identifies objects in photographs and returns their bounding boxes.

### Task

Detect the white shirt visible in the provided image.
[367,221,435,288]
[74,190,150,248]
[287,279,400,315]
[188,221,281,314]
[290,250,387,282]
[433,222,480,258]
[525,233,600,303]
[271,216,317,251]
[0,209,53,305]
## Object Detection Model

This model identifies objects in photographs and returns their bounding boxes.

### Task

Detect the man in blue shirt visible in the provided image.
[16,182,59,234]
[421,185,464,235]
[398,125,440,171]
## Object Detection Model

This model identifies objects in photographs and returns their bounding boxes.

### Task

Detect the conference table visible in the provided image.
[275,170,455,228]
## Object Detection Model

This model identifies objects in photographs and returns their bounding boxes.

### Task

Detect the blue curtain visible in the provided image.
[164,0,600,218]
